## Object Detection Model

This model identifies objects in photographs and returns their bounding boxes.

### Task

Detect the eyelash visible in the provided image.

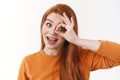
[46,22,52,28]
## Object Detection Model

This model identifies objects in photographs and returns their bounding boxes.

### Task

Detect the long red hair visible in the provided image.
[40,4,83,80]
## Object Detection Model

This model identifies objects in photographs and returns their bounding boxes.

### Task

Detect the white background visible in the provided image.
[0,0,120,80]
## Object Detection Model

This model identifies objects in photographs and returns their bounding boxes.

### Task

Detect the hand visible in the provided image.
[55,12,79,44]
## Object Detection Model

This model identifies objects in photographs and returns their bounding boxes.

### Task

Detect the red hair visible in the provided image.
[40,4,83,80]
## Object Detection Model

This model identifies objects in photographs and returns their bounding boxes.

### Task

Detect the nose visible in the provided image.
[49,26,57,34]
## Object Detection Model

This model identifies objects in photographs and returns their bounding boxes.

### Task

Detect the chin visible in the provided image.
[45,44,57,49]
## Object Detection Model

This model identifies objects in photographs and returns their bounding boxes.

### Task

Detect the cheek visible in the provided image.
[42,26,48,35]
[59,37,65,43]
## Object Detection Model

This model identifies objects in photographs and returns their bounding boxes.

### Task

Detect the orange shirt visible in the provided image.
[18,41,120,80]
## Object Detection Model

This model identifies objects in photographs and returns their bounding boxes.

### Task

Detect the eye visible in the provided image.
[46,23,52,28]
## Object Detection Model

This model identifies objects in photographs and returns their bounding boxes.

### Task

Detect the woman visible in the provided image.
[18,4,120,80]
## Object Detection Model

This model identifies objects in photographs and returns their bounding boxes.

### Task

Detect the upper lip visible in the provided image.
[47,36,57,39]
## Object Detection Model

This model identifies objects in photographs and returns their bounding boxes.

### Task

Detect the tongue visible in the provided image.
[48,39,56,45]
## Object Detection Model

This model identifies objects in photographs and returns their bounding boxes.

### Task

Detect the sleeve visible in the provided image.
[90,40,120,71]
[18,58,29,80]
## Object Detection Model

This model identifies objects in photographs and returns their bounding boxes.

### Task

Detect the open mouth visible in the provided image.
[46,36,58,45]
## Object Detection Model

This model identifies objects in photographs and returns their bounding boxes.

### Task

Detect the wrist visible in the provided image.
[72,37,81,46]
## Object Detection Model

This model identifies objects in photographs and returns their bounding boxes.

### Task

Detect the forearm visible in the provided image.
[73,38,101,52]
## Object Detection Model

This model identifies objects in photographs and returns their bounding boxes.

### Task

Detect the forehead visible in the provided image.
[46,12,63,23]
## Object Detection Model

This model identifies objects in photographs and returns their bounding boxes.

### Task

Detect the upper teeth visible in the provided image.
[49,37,56,40]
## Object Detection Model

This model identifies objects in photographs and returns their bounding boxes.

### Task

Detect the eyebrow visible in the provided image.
[46,19,53,23]
[46,18,65,24]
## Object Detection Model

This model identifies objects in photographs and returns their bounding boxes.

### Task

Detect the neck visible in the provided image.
[43,47,62,56]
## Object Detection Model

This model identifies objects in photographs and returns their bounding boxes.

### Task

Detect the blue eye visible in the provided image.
[46,23,52,28]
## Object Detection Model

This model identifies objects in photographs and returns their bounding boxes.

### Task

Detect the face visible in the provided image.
[42,12,65,50]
